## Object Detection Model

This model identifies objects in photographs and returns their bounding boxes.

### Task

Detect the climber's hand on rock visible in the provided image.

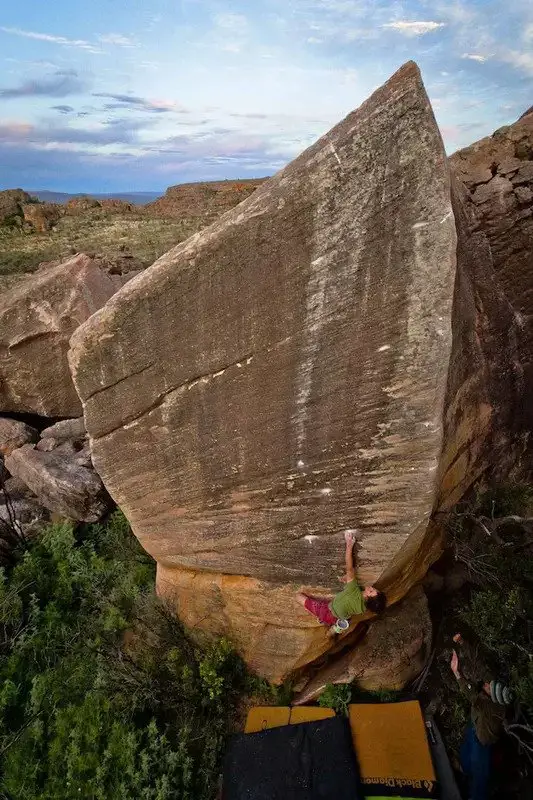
[344,530,355,547]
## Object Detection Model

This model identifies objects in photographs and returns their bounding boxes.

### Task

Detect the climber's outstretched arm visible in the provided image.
[344,531,356,583]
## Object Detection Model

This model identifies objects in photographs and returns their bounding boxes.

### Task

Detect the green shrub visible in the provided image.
[474,483,533,518]
[452,485,533,716]
[0,511,251,800]
[318,683,352,716]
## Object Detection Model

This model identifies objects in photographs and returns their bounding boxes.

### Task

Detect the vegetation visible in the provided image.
[0,211,206,279]
[2,478,531,797]
[429,483,533,793]
[453,485,533,711]
[317,682,401,716]
[317,684,352,716]
[0,511,260,800]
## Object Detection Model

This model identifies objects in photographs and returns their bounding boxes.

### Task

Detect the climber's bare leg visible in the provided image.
[296,592,308,606]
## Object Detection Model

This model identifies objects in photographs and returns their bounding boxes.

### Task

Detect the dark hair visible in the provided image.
[365,591,387,615]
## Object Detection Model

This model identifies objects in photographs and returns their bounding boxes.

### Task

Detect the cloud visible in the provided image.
[0,116,148,147]
[525,24,533,41]
[51,105,75,114]
[0,137,275,193]
[0,26,101,53]
[212,12,248,32]
[92,92,185,113]
[0,119,281,193]
[230,112,270,120]
[462,53,489,63]
[0,70,87,100]
[383,20,446,36]
[98,33,137,48]
[497,49,533,76]
[209,11,249,54]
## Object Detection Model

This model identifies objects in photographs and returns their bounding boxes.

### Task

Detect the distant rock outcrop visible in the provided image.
[64,196,134,215]
[65,196,101,214]
[99,198,134,213]
[143,178,267,219]
[22,202,62,232]
[0,189,34,228]
[0,254,117,417]
[69,62,524,683]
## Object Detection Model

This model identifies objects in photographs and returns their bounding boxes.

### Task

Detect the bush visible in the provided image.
[474,483,533,518]
[0,512,251,799]
[450,484,533,715]
[318,684,352,716]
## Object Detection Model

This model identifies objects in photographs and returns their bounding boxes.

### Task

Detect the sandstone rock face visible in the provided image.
[5,443,109,522]
[0,254,117,417]
[450,112,533,441]
[295,586,431,703]
[69,62,522,682]
[0,418,38,456]
[41,417,86,443]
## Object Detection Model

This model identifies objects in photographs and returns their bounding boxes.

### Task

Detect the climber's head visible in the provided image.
[363,586,387,615]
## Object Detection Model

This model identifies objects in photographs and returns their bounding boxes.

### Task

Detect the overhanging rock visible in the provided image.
[69,62,521,682]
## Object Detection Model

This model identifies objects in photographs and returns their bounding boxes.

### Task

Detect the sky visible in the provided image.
[0,0,532,193]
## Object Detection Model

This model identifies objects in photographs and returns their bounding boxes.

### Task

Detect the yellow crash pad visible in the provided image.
[244,706,335,733]
[244,707,290,733]
[290,707,336,725]
[348,700,437,798]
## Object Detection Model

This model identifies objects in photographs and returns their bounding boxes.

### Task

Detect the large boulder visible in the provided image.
[450,111,533,446]
[69,62,522,682]
[5,443,109,522]
[0,254,117,417]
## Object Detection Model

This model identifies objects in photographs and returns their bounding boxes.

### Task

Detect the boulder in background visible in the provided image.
[5,443,110,522]
[0,254,117,417]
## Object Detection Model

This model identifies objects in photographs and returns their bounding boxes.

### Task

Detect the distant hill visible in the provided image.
[144,178,267,219]
[27,190,162,206]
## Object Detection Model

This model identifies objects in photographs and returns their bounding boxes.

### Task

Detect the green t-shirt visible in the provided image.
[331,580,366,619]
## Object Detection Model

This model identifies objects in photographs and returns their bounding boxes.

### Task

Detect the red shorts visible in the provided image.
[304,596,337,626]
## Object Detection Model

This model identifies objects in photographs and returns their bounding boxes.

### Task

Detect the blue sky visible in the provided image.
[0,0,532,192]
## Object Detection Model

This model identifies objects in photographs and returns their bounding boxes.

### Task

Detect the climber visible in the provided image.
[450,638,512,800]
[296,531,387,632]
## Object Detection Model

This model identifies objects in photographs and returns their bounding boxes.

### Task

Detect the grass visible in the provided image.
[0,210,207,280]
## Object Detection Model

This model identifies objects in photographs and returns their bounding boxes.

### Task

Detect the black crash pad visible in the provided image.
[223,716,362,800]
